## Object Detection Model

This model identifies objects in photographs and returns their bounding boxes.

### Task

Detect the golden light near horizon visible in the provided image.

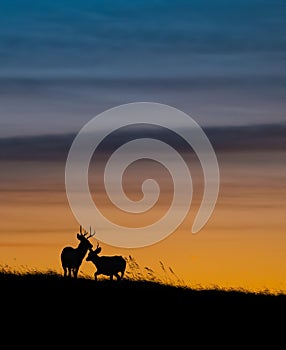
[0,148,285,294]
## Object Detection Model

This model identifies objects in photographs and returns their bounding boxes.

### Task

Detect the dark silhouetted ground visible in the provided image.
[1,269,285,346]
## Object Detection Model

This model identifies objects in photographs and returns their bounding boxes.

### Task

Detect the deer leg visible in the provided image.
[63,267,67,277]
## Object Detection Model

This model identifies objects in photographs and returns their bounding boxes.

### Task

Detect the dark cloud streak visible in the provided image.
[0,124,285,161]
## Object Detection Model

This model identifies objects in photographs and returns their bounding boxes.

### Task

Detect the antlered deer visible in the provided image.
[86,242,126,281]
[61,226,95,278]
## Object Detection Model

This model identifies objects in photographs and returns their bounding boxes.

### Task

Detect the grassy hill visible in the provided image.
[1,266,285,345]
[1,266,285,314]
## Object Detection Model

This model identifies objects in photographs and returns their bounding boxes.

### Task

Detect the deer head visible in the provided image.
[86,242,101,262]
[77,225,96,241]
[94,242,102,255]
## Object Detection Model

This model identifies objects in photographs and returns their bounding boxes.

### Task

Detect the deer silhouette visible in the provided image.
[86,242,126,281]
[61,225,95,278]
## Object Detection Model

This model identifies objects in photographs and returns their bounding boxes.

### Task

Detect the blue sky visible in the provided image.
[0,0,285,137]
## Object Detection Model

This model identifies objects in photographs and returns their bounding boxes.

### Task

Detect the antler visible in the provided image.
[79,225,96,238]
[86,227,96,239]
[79,225,92,236]
[93,240,102,254]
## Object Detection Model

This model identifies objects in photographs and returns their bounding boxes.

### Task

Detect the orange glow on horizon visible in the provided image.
[0,150,285,294]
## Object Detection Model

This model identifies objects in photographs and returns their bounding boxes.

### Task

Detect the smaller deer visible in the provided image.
[86,242,126,281]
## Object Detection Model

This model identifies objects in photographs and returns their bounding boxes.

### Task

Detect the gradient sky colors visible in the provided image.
[0,0,286,136]
[0,0,285,292]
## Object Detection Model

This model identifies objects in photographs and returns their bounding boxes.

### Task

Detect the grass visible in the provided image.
[1,256,285,298]
[0,257,285,343]
[124,255,187,287]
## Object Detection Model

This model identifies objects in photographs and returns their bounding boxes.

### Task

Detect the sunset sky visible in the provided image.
[0,0,285,293]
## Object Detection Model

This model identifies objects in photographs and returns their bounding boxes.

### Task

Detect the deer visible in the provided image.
[86,242,127,281]
[60,225,95,278]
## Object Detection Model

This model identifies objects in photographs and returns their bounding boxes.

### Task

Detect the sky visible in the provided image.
[0,0,285,137]
[0,0,285,292]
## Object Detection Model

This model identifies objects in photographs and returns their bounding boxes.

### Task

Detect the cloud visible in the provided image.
[0,1,285,76]
[0,1,285,136]
[0,123,285,161]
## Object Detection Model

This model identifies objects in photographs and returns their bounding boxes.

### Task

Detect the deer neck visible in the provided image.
[92,254,100,263]
[77,243,89,259]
